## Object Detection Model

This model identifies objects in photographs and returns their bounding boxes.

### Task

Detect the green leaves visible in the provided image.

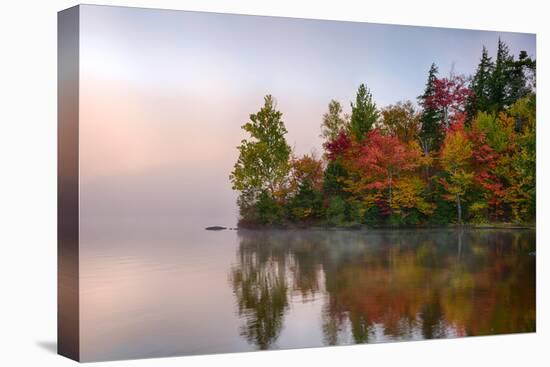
[230,95,291,223]
[321,99,349,141]
[350,84,379,141]
[473,111,509,152]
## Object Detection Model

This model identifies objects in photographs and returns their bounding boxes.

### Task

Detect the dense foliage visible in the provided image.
[230,40,536,227]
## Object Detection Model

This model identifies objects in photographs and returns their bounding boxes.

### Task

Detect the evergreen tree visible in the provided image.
[467,46,494,120]
[289,181,323,221]
[488,38,513,112]
[418,63,442,153]
[323,160,347,197]
[508,50,536,105]
[349,84,378,141]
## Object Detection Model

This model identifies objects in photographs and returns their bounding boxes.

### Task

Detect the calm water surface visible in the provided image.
[80,225,535,361]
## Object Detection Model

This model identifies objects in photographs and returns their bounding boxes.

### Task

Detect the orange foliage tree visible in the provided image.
[343,129,425,218]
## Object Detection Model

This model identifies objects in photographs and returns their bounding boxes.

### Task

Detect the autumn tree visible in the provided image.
[472,96,535,223]
[321,100,349,141]
[289,153,324,192]
[505,95,536,221]
[288,154,324,221]
[322,131,352,223]
[473,111,511,153]
[344,129,421,217]
[468,122,503,221]
[322,131,352,199]
[230,95,291,223]
[439,121,474,224]
[350,84,379,141]
[392,175,435,224]
[380,101,421,143]
[324,131,352,161]
[469,111,513,220]
[426,74,472,129]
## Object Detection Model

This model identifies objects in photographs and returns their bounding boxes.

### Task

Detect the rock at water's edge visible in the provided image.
[205,226,227,231]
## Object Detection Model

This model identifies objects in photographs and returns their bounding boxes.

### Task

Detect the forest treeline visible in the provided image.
[230,39,536,227]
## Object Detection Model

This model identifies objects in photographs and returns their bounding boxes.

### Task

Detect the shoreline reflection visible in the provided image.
[230,229,535,349]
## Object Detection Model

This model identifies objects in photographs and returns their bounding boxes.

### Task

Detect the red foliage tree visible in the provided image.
[345,129,421,211]
[426,75,473,128]
[441,113,504,221]
[468,123,505,219]
[324,131,352,161]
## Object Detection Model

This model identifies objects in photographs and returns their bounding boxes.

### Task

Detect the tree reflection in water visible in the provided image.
[230,229,535,349]
[230,233,289,349]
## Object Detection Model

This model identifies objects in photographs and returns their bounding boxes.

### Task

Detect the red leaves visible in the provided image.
[355,129,420,177]
[441,116,505,219]
[469,130,498,170]
[320,99,519,223]
[342,129,422,212]
[425,75,473,123]
[468,125,505,218]
[324,131,352,160]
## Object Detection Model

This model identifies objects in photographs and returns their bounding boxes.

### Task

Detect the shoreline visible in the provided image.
[230,222,536,231]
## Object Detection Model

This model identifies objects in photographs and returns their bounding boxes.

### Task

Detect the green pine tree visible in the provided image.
[488,38,513,112]
[418,63,442,153]
[349,84,379,141]
[507,50,536,105]
[467,46,494,120]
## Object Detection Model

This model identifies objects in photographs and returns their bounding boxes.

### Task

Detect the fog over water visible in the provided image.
[79,225,535,361]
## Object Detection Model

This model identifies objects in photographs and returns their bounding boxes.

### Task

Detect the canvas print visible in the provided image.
[58,4,536,362]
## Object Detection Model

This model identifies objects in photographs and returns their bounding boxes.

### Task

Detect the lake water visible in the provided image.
[79,225,535,361]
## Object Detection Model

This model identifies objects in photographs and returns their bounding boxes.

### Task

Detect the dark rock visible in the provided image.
[205,226,227,231]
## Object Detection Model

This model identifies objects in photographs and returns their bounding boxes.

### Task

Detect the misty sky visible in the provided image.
[78,5,536,228]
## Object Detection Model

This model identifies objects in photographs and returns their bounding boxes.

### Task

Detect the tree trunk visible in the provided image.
[420,139,431,190]
[421,139,429,156]
[388,172,393,214]
[456,194,462,224]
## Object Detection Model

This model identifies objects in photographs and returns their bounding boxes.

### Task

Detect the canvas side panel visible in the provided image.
[58,5,80,362]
